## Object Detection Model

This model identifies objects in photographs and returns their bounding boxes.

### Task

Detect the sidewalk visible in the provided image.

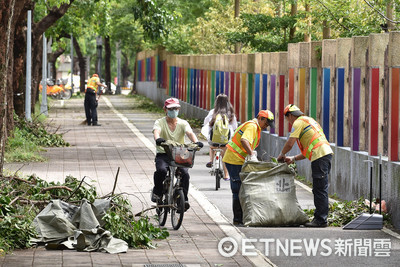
[1,96,271,267]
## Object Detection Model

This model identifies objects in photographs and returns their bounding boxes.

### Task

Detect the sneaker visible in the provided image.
[304,219,328,228]
[177,201,190,214]
[233,221,244,227]
[206,162,212,168]
[92,123,101,126]
[151,190,161,203]
[184,201,190,211]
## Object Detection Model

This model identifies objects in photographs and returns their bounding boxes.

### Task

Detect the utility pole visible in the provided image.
[70,34,74,94]
[40,33,48,116]
[25,10,32,121]
[116,41,121,94]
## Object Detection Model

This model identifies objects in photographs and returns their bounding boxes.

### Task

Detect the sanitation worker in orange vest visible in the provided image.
[85,74,107,126]
[277,104,333,228]
[222,110,275,226]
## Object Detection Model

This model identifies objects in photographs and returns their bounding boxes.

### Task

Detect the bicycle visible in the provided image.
[209,144,225,191]
[156,142,201,230]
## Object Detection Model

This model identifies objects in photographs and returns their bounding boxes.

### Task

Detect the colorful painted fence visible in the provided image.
[136,32,400,162]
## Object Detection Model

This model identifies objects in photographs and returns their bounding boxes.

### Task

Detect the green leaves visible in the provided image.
[102,194,169,248]
[130,0,174,42]
[304,197,391,227]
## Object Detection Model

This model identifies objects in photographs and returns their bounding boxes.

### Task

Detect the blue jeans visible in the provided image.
[311,154,332,224]
[225,163,243,223]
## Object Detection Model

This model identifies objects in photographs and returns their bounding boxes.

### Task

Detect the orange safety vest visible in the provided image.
[296,116,330,160]
[226,119,261,159]
[87,77,99,93]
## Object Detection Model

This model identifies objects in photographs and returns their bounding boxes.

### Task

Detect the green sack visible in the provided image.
[239,161,309,227]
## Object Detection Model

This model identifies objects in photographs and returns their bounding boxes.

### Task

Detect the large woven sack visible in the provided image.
[239,161,309,227]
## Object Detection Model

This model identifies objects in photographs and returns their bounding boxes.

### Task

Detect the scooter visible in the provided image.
[39,78,72,100]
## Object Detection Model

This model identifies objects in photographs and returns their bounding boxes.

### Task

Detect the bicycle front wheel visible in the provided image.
[157,193,169,227]
[171,189,185,230]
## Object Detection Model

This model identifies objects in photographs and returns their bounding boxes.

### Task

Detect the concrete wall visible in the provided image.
[136,81,209,120]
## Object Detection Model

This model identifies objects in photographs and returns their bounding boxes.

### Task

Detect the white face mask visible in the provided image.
[167,109,179,118]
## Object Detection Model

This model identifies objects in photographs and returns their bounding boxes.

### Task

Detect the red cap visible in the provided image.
[92,74,99,78]
[164,98,181,108]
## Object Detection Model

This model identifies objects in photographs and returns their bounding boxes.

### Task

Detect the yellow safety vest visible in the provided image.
[87,77,99,93]
[296,116,330,160]
[226,119,261,160]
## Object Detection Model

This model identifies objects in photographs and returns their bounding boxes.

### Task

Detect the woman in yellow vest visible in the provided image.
[278,104,333,228]
[222,110,275,226]
[85,74,107,126]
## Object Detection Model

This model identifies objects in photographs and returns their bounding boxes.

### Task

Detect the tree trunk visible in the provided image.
[72,37,86,93]
[0,0,28,174]
[304,2,311,42]
[12,0,75,118]
[322,20,331,39]
[12,6,30,118]
[105,36,111,90]
[386,1,394,31]
[289,2,297,41]
[234,0,240,54]
[122,52,131,87]
[48,47,65,81]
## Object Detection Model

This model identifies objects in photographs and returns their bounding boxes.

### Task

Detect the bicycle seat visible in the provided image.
[210,143,227,148]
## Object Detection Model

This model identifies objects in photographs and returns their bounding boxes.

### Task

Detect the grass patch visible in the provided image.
[5,114,70,163]
[71,91,84,98]
[129,94,164,114]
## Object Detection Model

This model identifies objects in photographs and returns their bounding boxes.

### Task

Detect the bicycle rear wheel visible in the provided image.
[171,189,185,230]
[215,169,221,190]
[157,193,169,226]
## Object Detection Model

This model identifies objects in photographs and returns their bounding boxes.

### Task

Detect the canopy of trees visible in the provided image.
[0,0,399,172]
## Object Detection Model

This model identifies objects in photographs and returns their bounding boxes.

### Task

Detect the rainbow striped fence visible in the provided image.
[136,32,400,162]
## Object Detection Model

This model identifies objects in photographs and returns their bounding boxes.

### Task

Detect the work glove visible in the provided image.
[195,141,204,148]
[156,138,165,146]
[245,151,258,162]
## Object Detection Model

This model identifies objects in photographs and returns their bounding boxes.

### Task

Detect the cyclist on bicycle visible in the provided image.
[151,97,203,211]
[201,94,237,180]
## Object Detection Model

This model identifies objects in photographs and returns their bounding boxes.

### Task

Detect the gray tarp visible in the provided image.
[239,161,309,227]
[31,199,128,254]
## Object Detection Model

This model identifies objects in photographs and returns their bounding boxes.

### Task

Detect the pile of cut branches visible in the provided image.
[304,197,391,227]
[0,172,168,254]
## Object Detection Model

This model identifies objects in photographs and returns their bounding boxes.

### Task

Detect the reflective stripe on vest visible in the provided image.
[296,116,330,160]
[87,77,98,92]
[226,119,261,159]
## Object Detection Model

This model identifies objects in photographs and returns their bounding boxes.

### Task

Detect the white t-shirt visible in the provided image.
[153,117,193,154]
